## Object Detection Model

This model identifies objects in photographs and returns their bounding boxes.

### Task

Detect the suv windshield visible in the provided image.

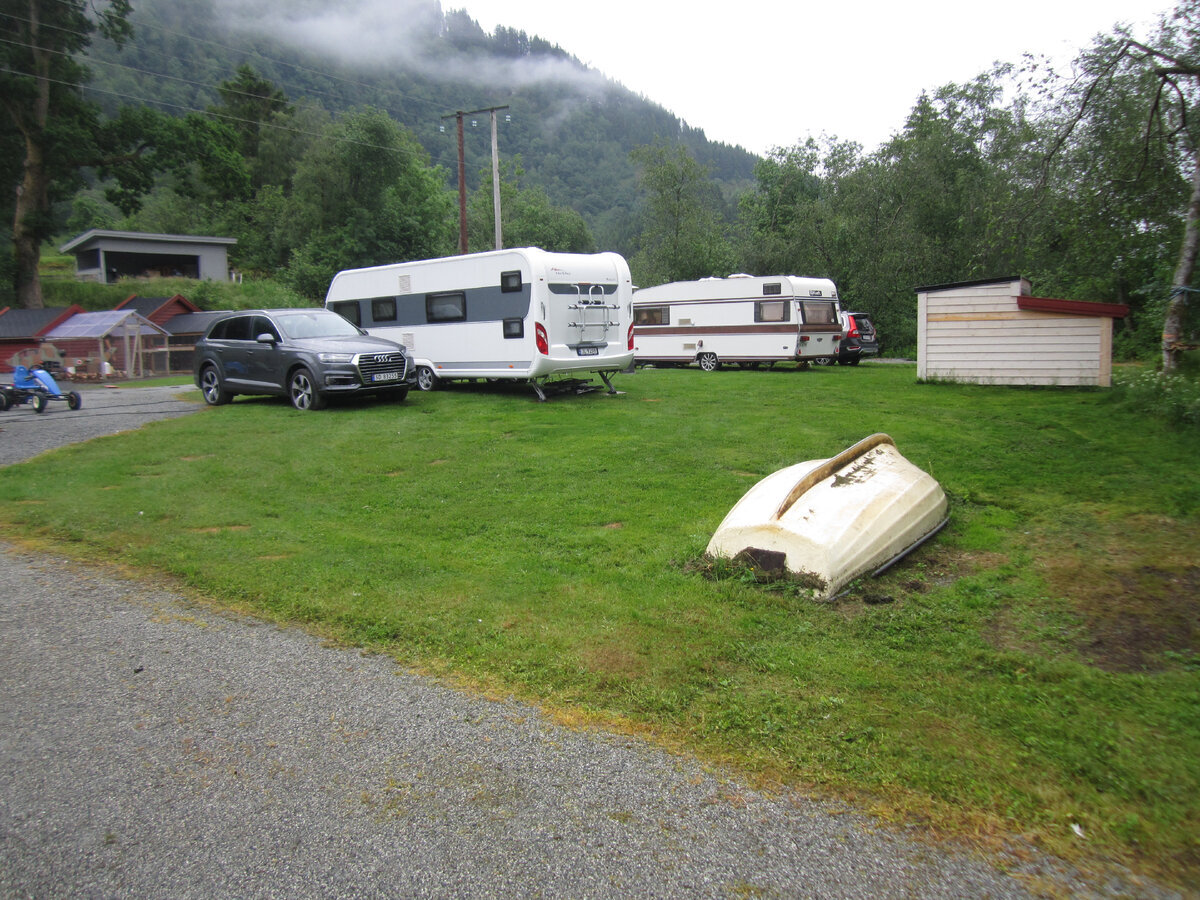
[274,310,362,340]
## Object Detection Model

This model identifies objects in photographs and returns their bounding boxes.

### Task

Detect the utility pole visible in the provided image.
[441,105,510,255]
[489,109,503,251]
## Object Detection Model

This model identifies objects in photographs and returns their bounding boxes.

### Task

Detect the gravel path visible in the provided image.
[0,383,200,467]
[0,386,1170,898]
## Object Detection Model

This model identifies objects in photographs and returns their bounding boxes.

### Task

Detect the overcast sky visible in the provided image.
[459,0,1169,155]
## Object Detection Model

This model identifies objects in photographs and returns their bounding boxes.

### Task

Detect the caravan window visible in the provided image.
[330,301,361,327]
[501,270,522,292]
[634,306,669,326]
[754,300,790,323]
[426,291,467,323]
[800,300,837,324]
[762,283,783,296]
[371,298,397,323]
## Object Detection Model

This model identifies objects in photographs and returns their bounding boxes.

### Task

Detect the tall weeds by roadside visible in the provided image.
[1112,363,1200,428]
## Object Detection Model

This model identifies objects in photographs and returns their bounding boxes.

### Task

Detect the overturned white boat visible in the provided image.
[707,434,948,599]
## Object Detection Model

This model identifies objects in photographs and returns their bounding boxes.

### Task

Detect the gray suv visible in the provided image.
[194,308,413,410]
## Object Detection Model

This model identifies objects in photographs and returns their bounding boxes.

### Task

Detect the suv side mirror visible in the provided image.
[256,333,277,345]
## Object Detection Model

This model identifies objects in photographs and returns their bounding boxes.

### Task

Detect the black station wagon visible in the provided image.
[193,308,414,410]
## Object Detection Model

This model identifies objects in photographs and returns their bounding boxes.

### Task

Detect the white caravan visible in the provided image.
[325,248,635,400]
[632,275,842,370]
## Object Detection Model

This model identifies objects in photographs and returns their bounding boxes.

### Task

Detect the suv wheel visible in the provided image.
[289,367,325,410]
[200,365,231,405]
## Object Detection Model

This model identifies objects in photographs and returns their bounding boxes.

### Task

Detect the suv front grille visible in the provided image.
[356,352,408,381]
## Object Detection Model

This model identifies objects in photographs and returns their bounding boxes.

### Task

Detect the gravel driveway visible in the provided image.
[0,383,200,467]
[0,387,1168,898]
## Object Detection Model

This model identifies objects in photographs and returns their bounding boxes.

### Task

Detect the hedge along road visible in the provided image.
[0,385,1149,899]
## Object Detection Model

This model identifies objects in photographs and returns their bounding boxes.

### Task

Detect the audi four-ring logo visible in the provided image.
[371,354,390,363]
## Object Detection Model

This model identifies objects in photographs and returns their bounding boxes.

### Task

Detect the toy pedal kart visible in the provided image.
[0,365,83,413]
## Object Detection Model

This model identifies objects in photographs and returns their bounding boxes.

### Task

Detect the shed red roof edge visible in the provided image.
[1017,296,1130,318]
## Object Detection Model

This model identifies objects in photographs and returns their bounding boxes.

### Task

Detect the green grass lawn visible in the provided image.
[2,362,1197,886]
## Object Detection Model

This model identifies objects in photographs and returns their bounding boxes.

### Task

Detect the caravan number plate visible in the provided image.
[576,346,599,356]
[370,371,401,382]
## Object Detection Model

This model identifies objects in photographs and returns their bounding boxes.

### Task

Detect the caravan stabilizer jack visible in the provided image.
[529,373,621,402]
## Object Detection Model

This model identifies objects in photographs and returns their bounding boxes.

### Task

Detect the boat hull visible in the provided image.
[706,434,948,599]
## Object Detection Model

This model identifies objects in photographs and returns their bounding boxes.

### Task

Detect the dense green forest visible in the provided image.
[3,0,1198,363]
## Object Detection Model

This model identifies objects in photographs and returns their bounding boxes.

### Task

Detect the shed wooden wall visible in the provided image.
[917,280,1114,387]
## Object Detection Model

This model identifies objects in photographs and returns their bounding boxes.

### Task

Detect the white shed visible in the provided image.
[916,276,1130,387]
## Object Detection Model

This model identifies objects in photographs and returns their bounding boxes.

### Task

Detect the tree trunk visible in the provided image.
[9,0,52,309]
[1164,149,1200,372]
[13,135,48,310]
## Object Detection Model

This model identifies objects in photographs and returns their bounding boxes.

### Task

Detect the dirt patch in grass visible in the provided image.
[583,639,648,680]
[1033,517,1200,673]
[1045,562,1200,672]
[838,546,1008,613]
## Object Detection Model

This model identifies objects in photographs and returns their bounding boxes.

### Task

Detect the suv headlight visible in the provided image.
[318,352,356,363]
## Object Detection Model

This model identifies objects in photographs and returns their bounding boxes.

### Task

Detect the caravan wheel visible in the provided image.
[416,366,438,391]
[698,353,720,372]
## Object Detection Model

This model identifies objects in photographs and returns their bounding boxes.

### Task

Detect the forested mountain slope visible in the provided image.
[84,0,758,250]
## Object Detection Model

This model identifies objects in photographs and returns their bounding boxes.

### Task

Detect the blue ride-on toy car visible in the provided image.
[0,365,82,413]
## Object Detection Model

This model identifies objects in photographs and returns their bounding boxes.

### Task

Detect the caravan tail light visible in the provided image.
[627,322,635,351]
[535,322,549,355]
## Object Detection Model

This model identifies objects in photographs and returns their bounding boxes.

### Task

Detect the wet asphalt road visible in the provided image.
[0,386,1172,898]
